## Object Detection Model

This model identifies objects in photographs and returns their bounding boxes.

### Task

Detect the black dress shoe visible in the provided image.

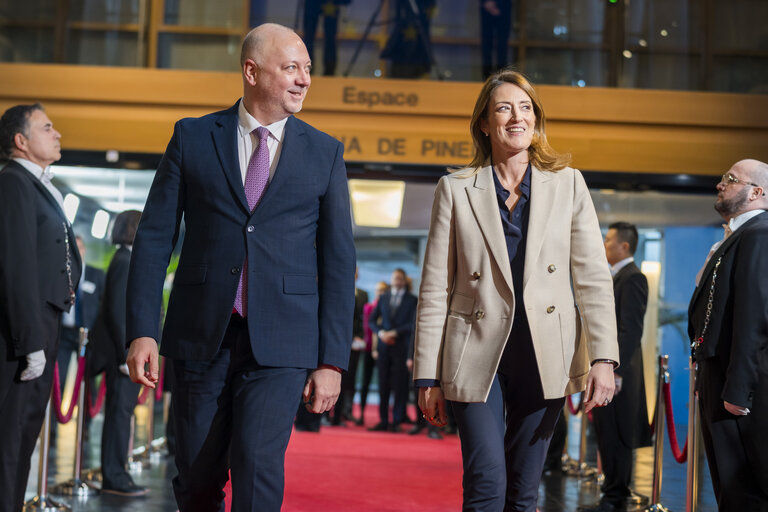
[101,481,149,497]
[353,417,364,426]
[367,422,388,431]
[579,500,624,512]
[388,423,401,433]
[408,424,425,435]
[427,429,443,440]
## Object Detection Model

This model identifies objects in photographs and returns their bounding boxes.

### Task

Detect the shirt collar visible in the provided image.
[237,98,288,143]
[13,157,47,181]
[491,162,532,202]
[610,256,635,277]
[727,209,766,235]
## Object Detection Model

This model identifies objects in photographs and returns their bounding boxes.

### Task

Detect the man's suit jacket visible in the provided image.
[76,265,105,331]
[88,247,131,375]
[608,262,651,448]
[0,160,82,402]
[688,211,768,410]
[414,164,618,403]
[368,290,417,355]
[126,102,356,370]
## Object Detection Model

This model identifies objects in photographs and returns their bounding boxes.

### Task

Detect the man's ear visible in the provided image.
[243,59,258,86]
[13,132,26,152]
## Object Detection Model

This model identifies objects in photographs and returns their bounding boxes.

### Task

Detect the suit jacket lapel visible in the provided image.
[251,116,306,220]
[523,166,557,290]
[466,166,514,295]
[212,102,249,213]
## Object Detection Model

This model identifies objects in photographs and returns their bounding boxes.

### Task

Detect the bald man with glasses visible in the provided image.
[688,159,768,510]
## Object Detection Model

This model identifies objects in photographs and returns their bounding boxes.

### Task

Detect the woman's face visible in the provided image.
[480,82,536,159]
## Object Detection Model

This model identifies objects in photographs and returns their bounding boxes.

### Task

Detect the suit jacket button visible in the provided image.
[547,264,556,273]
[247,225,255,233]
[546,305,555,314]
[231,267,240,275]
[475,309,485,319]
[472,271,481,279]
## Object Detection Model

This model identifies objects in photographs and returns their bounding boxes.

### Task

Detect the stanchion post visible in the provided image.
[51,328,98,498]
[23,396,69,510]
[137,392,159,466]
[566,394,599,480]
[644,354,670,512]
[686,356,700,512]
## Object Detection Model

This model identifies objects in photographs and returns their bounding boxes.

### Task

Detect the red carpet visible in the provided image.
[223,405,463,511]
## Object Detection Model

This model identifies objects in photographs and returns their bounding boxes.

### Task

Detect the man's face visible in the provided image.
[15,109,61,168]
[603,228,626,266]
[76,237,86,260]
[247,31,311,124]
[390,271,406,290]
[715,163,754,218]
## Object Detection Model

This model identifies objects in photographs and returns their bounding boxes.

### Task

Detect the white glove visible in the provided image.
[20,350,46,381]
[119,364,130,376]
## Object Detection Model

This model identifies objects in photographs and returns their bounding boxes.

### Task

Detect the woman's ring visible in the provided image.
[603,398,609,406]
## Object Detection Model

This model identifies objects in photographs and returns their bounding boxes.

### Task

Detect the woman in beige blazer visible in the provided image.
[413,69,619,511]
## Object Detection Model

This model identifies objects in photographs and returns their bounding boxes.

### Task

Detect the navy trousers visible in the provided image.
[452,325,564,512]
[171,314,306,512]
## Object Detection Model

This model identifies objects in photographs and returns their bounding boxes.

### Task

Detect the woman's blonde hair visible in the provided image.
[466,69,570,173]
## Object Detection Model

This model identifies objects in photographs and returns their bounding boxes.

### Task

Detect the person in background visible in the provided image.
[332,267,368,425]
[479,0,516,79]
[303,0,349,76]
[356,281,389,426]
[88,210,148,497]
[414,69,618,511]
[586,222,651,512]
[368,269,417,432]
[125,23,355,511]
[0,103,82,512]
[688,159,768,510]
[56,235,104,393]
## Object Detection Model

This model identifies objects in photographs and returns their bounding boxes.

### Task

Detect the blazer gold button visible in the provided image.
[547,305,555,313]
[475,310,485,319]
[472,271,481,279]
[547,264,556,273]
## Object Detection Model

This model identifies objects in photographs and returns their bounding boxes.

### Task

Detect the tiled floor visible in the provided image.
[26,400,718,511]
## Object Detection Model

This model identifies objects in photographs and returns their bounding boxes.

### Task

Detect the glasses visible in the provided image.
[720,172,762,188]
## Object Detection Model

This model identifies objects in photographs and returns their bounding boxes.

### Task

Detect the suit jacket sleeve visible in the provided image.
[315,142,356,369]
[0,171,44,356]
[126,122,185,345]
[723,227,768,408]
[413,176,456,381]
[616,271,648,378]
[569,170,619,365]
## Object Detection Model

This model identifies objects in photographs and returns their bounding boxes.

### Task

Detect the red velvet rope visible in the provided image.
[662,380,687,463]
[52,358,86,424]
[566,393,582,415]
[86,374,108,418]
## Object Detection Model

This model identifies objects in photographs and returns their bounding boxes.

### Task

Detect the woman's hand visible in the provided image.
[584,362,616,413]
[418,386,448,427]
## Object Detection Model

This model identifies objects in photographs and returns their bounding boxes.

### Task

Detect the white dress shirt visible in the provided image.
[610,256,635,278]
[14,157,65,210]
[237,99,288,185]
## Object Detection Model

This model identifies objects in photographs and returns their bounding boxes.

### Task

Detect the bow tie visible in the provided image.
[40,168,54,184]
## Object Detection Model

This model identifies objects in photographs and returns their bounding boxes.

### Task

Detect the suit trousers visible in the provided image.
[377,341,409,427]
[0,304,60,512]
[593,405,633,505]
[698,358,768,511]
[56,325,80,390]
[171,314,306,512]
[101,363,141,489]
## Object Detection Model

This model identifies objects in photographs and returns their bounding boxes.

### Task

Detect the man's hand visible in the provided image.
[351,337,366,351]
[418,386,447,427]
[20,350,46,381]
[406,358,413,372]
[614,374,623,395]
[724,400,750,416]
[303,367,341,414]
[584,362,616,413]
[126,337,159,388]
[483,0,501,16]
[378,330,396,345]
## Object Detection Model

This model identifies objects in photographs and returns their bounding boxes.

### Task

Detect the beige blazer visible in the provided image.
[413,165,618,402]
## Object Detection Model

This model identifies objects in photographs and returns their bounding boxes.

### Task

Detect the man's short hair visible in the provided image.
[0,103,44,160]
[111,210,143,246]
[609,221,639,255]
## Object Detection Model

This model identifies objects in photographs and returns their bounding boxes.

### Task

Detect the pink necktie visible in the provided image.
[234,126,270,315]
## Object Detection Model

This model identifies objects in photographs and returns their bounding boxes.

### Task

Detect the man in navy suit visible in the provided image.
[0,104,82,512]
[368,268,417,432]
[125,24,356,512]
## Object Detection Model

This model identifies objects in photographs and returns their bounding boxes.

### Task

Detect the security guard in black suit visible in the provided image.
[0,103,82,512]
